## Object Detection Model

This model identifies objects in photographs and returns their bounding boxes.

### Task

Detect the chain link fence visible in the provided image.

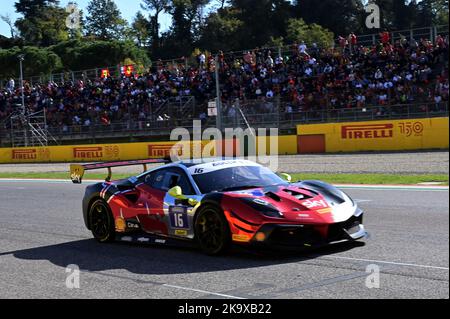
[1,102,447,146]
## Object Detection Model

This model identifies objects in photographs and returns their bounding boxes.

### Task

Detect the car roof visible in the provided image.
[176,158,261,168]
[136,158,262,179]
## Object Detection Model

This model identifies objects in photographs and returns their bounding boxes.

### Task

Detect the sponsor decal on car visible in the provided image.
[188,160,260,175]
[175,230,188,236]
[316,208,332,214]
[301,199,329,209]
[232,234,251,242]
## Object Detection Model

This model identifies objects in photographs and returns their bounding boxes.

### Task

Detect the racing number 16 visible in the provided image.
[169,206,189,229]
[174,213,184,228]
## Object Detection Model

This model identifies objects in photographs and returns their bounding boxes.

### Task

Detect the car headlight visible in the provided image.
[239,197,284,218]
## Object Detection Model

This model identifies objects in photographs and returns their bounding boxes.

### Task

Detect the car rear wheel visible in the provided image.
[194,206,231,255]
[89,199,115,243]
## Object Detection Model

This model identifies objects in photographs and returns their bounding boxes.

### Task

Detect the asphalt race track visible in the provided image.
[0,180,448,299]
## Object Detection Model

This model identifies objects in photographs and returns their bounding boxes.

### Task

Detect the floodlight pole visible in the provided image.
[214,55,223,133]
[18,55,25,115]
[18,54,28,147]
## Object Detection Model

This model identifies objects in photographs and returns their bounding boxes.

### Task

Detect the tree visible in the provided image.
[414,0,448,27]
[141,0,169,53]
[0,14,17,38]
[294,0,364,36]
[229,0,273,47]
[85,0,128,40]
[226,0,293,49]
[48,39,150,70]
[213,0,229,9]
[14,0,59,16]
[160,0,209,57]
[0,46,63,78]
[286,18,334,48]
[131,11,151,47]
[14,0,69,46]
[197,7,243,52]
[392,0,414,30]
[433,0,449,25]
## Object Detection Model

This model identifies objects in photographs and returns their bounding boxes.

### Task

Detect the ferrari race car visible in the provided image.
[70,158,367,255]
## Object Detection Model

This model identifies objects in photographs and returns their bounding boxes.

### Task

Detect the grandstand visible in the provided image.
[0,26,448,147]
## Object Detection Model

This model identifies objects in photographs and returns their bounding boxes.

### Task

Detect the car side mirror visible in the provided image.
[168,186,184,199]
[279,173,292,183]
[168,186,199,206]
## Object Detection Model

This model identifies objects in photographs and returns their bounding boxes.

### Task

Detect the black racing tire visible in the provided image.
[194,205,231,255]
[89,199,115,243]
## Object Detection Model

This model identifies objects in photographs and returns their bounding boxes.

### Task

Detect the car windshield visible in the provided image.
[192,165,286,194]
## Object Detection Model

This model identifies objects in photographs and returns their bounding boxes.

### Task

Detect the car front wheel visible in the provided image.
[194,205,231,255]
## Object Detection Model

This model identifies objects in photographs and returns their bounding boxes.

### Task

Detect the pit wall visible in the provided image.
[0,117,447,163]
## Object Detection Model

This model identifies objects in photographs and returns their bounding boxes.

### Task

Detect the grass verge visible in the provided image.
[0,172,448,185]
[290,173,448,185]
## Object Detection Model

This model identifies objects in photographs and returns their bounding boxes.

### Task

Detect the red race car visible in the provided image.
[71,158,367,255]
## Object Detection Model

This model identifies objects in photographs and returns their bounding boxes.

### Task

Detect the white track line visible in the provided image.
[162,284,246,299]
[321,255,449,270]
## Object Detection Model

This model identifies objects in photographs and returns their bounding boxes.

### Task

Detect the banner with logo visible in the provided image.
[0,136,298,164]
[297,117,449,153]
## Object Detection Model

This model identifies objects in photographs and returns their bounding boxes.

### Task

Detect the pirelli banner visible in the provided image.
[0,136,299,164]
[296,117,449,153]
[0,141,189,164]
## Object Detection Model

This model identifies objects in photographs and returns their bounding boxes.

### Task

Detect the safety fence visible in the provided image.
[1,102,447,146]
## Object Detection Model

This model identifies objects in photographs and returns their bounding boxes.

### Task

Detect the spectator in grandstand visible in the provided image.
[7,79,14,92]
[0,31,448,132]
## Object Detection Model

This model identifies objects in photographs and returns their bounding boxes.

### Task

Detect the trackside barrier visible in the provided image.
[0,117,447,163]
[0,136,298,164]
[296,117,449,153]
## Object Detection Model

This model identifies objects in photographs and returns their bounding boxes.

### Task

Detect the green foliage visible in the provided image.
[294,0,365,35]
[265,36,284,48]
[49,40,150,70]
[14,0,59,16]
[85,0,128,40]
[286,19,334,48]
[197,8,244,52]
[157,0,210,57]
[131,11,152,47]
[0,46,63,78]
[433,0,449,25]
[14,4,69,46]
[1,0,447,70]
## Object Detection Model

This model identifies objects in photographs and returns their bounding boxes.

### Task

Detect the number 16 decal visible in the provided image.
[169,206,189,229]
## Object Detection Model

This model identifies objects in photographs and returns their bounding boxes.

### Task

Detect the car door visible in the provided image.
[135,167,197,236]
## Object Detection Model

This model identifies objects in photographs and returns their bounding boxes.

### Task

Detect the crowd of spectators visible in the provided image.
[0,32,448,133]
[218,33,449,119]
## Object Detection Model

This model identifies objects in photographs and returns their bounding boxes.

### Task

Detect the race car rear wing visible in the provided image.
[70,159,170,184]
